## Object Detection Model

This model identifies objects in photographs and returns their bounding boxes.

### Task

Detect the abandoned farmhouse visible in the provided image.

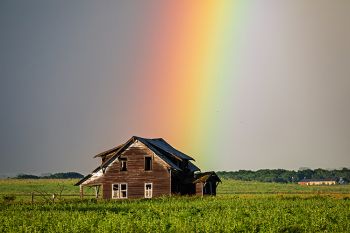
[76,136,221,199]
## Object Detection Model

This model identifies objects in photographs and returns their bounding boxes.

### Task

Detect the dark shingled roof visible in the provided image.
[137,137,194,161]
[188,161,200,173]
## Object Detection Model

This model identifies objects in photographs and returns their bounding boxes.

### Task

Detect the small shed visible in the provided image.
[193,172,221,196]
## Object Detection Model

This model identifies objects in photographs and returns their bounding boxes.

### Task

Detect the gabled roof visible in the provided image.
[75,136,198,186]
[92,136,194,161]
[193,171,221,183]
[183,171,221,184]
[93,143,124,158]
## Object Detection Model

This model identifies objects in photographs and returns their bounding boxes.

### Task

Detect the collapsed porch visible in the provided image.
[79,184,102,199]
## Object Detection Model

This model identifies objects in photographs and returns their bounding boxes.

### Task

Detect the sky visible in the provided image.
[0,0,349,176]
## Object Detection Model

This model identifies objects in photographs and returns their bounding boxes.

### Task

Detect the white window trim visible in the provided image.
[120,183,128,199]
[144,182,153,198]
[112,183,128,199]
[112,183,120,199]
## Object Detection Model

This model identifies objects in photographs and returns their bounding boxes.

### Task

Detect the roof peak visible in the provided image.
[132,136,164,141]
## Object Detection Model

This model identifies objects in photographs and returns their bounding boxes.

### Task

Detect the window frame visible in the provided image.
[120,183,128,198]
[112,183,120,199]
[112,183,128,199]
[144,182,153,198]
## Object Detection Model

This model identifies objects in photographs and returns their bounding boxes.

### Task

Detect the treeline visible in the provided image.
[15,172,84,179]
[217,168,350,183]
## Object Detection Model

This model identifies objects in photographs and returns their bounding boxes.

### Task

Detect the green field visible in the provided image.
[1,179,350,232]
[2,179,350,196]
[219,179,350,194]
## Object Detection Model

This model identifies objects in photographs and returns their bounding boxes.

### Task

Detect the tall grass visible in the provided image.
[1,195,349,232]
[1,179,349,232]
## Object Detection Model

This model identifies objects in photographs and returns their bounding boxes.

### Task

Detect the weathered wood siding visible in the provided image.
[88,140,171,199]
[103,184,111,199]
[195,183,203,196]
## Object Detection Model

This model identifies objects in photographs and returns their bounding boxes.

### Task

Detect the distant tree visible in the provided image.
[15,174,40,179]
[14,172,84,179]
[216,168,350,183]
[41,172,84,179]
[296,169,313,181]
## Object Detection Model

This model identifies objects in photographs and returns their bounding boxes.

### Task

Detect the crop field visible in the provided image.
[2,179,350,197]
[219,179,350,194]
[1,179,350,232]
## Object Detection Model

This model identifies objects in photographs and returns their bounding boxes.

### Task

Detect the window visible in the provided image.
[145,157,152,171]
[120,158,127,171]
[112,183,127,199]
[145,183,152,198]
[120,184,127,198]
[112,184,120,199]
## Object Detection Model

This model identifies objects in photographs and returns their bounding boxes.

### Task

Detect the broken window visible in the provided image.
[120,158,127,171]
[120,183,127,198]
[112,184,120,199]
[145,157,152,171]
[112,183,127,199]
[145,183,152,198]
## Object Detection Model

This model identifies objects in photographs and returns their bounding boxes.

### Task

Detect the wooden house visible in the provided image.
[75,136,221,199]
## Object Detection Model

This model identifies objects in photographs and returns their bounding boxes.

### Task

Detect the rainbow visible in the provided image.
[132,1,248,169]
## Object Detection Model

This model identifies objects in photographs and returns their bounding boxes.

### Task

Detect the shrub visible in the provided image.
[2,194,16,202]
